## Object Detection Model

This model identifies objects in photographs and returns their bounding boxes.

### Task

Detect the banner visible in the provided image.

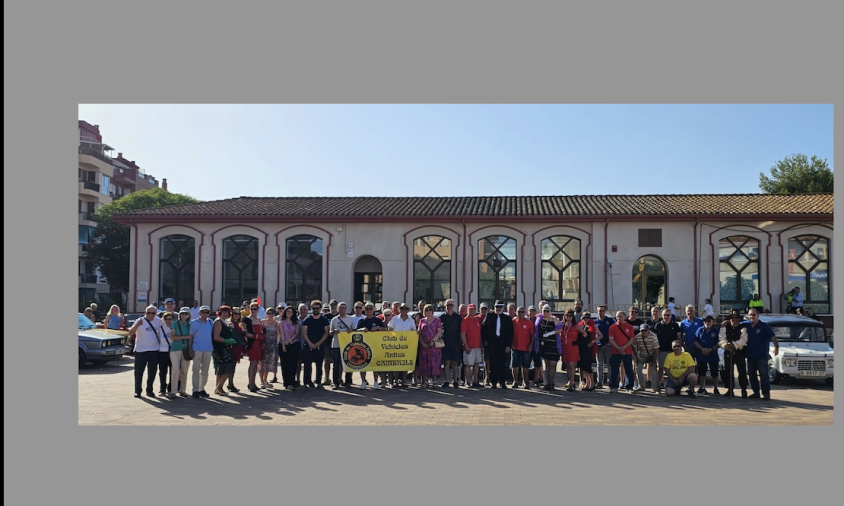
[337,331,419,372]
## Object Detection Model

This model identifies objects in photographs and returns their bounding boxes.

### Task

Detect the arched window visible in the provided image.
[788,235,829,313]
[478,235,516,307]
[413,236,451,309]
[632,255,667,311]
[719,236,759,309]
[540,235,580,311]
[159,234,195,303]
[286,235,323,309]
[222,235,259,305]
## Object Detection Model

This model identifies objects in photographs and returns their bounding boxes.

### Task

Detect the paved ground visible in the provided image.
[78,357,834,425]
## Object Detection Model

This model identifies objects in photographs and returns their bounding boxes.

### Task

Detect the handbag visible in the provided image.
[433,338,446,349]
[182,342,195,361]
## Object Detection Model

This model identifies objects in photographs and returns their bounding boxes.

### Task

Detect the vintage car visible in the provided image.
[78,313,129,368]
[722,314,833,386]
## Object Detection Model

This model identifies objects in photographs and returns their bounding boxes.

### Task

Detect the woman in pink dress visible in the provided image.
[417,304,443,388]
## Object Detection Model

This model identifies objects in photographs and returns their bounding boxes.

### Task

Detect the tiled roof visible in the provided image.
[116,194,834,219]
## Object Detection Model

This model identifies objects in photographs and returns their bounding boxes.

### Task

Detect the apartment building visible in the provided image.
[78,120,161,309]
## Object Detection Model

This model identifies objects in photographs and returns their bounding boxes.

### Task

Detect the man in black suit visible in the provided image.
[481,300,514,389]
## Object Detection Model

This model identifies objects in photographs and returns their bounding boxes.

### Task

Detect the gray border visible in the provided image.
[5,0,837,504]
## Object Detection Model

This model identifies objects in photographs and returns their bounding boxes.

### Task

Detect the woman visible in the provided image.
[560,309,586,392]
[242,303,265,392]
[227,309,246,392]
[170,307,193,397]
[577,311,599,391]
[104,304,125,330]
[157,311,175,396]
[411,312,424,386]
[417,304,443,388]
[259,307,280,389]
[211,306,237,396]
[535,305,562,390]
[279,306,301,390]
[83,308,96,325]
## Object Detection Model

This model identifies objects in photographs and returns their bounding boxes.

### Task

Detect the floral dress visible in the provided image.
[259,322,279,373]
[212,319,236,375]
[417,317,443,376]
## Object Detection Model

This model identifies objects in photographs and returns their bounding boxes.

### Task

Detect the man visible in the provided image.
[527,305,542,385]
[478,302,491,385]
[511,306,535,388]
[438,299,463,388]
[380,300,391,315]
[481,300,513,389]
[127,305,167,397]
[594,304,616,388]
[391,301,401,319]
[719,309,748,398]
[791,287,804,314]
[301,300,330,389]
[680,305,704,365]
[783,288,795,313]
[417,300,427,313]
[177,299,185,310]
[693,315,721,396]
[388,303,417,388]
[321,299,339,386]
[355,301,387,389]
[653,309,683,391]
[573,299,584,323]
[608,310,636,393]
[507,302,517,320]
[189,305,215,398]
[90,303,102,322]
[748,293,764,314]
[805,307,820,321]
[460,304,484,388]
[295,303,309,385]
[329,302,354,389]
[162,297,177,315]
[190,300,201,320]
[631,323,659,393]
[744,308,779,400]
[667,297,677,317]
[662,340,698,398]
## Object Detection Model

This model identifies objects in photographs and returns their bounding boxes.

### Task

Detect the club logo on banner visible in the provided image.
[338,331,419,372]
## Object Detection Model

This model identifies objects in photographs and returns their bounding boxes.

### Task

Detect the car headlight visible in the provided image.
[782,358,797,367]
[101,341,108,349]
[827,359,834,368]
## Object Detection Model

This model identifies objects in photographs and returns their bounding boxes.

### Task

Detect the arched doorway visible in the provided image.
[354,255,383,304]
[632,255,667,311]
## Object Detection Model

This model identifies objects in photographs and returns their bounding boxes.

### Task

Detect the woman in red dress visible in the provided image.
[560,310,587,392]
[242,303,265,393]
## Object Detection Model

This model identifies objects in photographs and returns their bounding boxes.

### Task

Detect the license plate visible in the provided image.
[800,371,825,377]
[105,350,115,355]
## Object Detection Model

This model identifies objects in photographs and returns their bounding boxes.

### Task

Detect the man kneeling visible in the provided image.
[662,340,698,398]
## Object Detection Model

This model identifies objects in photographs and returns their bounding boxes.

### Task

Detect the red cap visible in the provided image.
[467,304,477,310]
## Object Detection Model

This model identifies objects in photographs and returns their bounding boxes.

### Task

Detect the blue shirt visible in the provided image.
[594,316,616,345]
[694,326,721,363]
[744,320,776,359]
[680,317,704,353]
[189,318,214,352]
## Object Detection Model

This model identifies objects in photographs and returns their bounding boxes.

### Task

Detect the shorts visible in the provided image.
[665,376,690,390]
[696,361,719,377]
[510,349,531,369]
[441,344,462,362]
[540,352,561,362]
[463,348,483,365]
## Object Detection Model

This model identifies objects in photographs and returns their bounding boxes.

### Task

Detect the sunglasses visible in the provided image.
[425,309,433,312]
[200,310,211,314]
[311,306,322,309]
[543,310,551,313]
[673,346,682,349]
[518,310,525,313]
[446,304,454,307]
[145,311,157,315]
[354,306,363,309]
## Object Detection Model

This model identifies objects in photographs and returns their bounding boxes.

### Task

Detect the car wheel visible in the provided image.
[825,377,833,387]
[78,349,87,369]
[770,367,783,385]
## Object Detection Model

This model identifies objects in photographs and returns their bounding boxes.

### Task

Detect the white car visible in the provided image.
[721,314,832,386]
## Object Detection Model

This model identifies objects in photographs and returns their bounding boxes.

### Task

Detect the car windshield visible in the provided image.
[78,313,96,330]
[770,325,827,343]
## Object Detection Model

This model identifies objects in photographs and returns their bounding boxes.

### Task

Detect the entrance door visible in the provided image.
[632,255,667,311]
[353,255,383,304]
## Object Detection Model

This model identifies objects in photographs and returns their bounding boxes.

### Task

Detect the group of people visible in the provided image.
[117,293,783,402]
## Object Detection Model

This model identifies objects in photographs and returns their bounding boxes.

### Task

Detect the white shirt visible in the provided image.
[190,307,201,319]
[668,302,676,316]
[702,304,714,319]
[388,316,417,332]
[133,316,168,353]
[159,325,173,352]
[330,315,355,348]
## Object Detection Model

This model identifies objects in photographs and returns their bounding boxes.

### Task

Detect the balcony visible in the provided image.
[80,274,98,284]
[81,180,100,192]
[79,211,95,221]
[78,145,112,164]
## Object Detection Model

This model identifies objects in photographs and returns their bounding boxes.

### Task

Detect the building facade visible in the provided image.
[114,195,833,317]
[78,121,161,309]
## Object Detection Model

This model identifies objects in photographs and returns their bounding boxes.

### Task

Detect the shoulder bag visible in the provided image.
[177,321,194,361]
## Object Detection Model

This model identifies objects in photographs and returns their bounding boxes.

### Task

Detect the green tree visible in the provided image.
[759,154,834,194]
[88,188,200,292]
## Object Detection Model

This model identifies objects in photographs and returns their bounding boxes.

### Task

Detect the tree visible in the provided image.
[759,154,834,194]
[88,188,201,292]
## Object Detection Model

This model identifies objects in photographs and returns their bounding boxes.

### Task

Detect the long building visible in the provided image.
[113,194,833,318]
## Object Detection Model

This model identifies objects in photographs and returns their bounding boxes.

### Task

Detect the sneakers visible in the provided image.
[687,390,697,398]
[453,381,459,389]
[359,382,367,390]
[632,385,641,392]
[178,391,189,398]
[713,388,721,396]
[322,378,332,386]
[192,391,201,399]
[748,392,760,399]
[199,390,210,398]
[442,381,450,388]
[697,387,706,394]
[610,388,618,393]
[373,382,381,390]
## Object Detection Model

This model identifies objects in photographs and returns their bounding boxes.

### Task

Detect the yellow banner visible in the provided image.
[337,331,419,372]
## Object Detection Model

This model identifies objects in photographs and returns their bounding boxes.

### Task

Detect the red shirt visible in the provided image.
[511,317,535,351]
[461,316,482,348]
[609,322,635,355]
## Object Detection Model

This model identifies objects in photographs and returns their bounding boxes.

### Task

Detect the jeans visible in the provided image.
[191,350,213,392]
[746,356,771,396]
[610,354,634,390]
[169,350,190,393]
[596,345,612,384]
[134,351,159,394]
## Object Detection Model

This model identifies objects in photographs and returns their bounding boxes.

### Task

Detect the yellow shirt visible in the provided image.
[749,299,764,309]
[663,351,695,379]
